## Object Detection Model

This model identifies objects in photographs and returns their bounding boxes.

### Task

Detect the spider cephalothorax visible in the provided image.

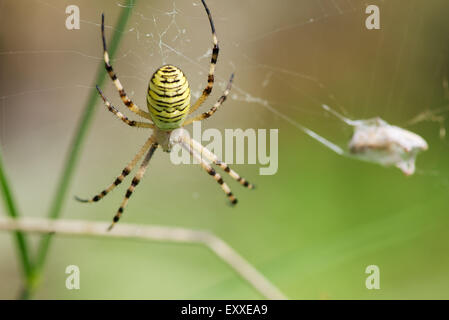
[76,0,255,231]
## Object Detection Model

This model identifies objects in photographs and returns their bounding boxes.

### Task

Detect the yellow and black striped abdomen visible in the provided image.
[147,65,190,130]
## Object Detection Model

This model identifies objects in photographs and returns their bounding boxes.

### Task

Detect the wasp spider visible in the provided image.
[76,0,255,230]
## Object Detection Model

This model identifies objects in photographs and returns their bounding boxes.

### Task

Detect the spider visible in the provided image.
[75,0,255,230]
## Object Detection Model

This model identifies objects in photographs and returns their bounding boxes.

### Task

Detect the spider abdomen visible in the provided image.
[147,65,191,130]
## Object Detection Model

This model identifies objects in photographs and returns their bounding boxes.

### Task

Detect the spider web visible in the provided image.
[0,0,362,183]
[1,0,449,299]
[1,0,447,167]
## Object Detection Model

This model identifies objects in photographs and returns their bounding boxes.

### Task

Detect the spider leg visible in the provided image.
[183,135,255,189]
[96,86,154,128]
[179,139,237,205]
[101,14,153,120]
[188,0,220,115]
[183,73,233,126]
[75,137,156,203]
[108,142,159,230]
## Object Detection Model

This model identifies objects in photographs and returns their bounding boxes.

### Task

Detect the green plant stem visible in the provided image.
[0,148,33,285]
[26,0,137,297]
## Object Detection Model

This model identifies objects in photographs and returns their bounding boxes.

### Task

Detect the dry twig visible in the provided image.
[0,216,287,300]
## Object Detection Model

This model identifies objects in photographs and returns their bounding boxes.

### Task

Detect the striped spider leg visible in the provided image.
[108,141,159,230]
[76,0,255,230]
[96,86,154,128]
[76,137,159,230]
[75,136,156,204]
[178,137,237,205]
[182,134,255,189]
[101,13,153,121]
[188,0,223,115]
[182,73,234,127]
[176,133,254,205]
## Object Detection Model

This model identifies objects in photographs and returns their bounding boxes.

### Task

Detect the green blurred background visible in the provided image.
[1,0,449,299]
